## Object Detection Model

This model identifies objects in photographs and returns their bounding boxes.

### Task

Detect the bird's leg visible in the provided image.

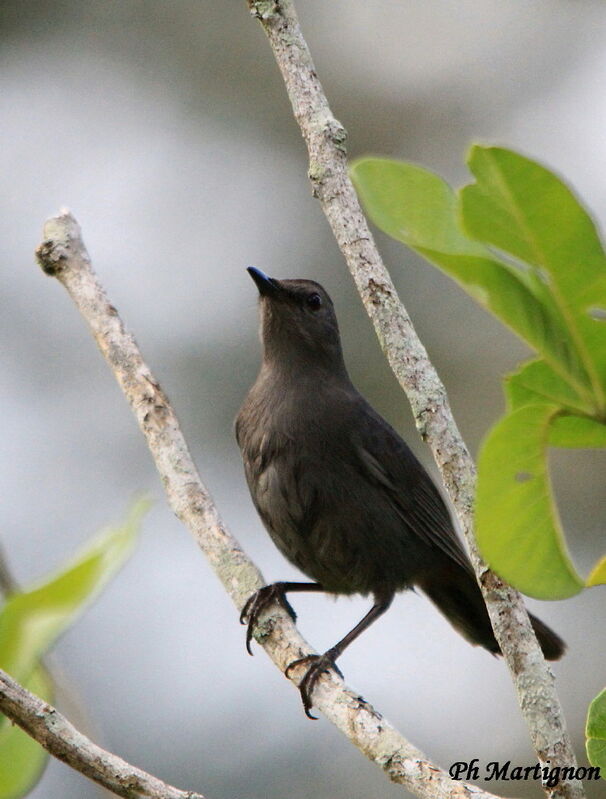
[286,592,394,719]
[240,581,324,655]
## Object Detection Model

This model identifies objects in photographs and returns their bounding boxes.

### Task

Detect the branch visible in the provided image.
[0,668,205,799]
[32,210,508,799]
[246,2,583,798]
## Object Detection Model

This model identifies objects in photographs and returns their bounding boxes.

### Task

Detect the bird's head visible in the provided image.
[247,267,346,374]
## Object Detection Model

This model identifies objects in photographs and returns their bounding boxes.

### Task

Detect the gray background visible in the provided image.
[1,1,605,797]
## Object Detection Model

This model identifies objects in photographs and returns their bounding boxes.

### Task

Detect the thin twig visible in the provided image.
[31,210,508,799]
[0,668,206,799]
[246,2,583,798]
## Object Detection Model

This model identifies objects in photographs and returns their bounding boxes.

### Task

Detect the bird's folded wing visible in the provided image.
[354,421,473,574]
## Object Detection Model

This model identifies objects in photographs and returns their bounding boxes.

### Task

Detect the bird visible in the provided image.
[235,266,565,718]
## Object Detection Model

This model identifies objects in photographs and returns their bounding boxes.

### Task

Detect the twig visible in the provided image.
[0,667,205,799]
[32,210,508,799]
[246,2,583,798]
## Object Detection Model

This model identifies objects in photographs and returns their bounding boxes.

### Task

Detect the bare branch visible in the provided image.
[32,210,508,799]
[0,667,205,799]
[246,2,582,798]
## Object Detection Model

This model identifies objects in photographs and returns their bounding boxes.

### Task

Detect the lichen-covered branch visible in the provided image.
[34,210,506,799]
[0,667,206,799]
[246,2,582,798]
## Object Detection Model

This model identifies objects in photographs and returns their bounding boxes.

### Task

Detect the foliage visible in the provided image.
[351,146,606,600]
[352,145,606,768]
[0,500,147,799]
[586,687,606,776]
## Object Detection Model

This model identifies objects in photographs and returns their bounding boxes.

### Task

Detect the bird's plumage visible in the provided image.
[236,270,564,715]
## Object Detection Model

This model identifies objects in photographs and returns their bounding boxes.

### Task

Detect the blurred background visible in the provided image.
[1,1,605,797]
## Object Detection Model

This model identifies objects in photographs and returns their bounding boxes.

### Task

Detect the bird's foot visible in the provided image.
[285,650,344,720]
[239,583,297,655]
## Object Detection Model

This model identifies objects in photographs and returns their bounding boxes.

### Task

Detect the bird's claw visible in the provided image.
[240,585,343,718]
[239,584,297,655]
[285,651,344,719]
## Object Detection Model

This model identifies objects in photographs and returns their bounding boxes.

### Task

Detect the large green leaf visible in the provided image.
[461,146,606,409]
[0,667,52,799]
[503,364,606,585]
[586,687,606,776]
[476,404,584,599]
[0,500,147,740]
[350,157,587,394]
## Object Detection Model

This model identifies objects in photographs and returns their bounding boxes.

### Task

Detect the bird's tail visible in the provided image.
[416,562,565,661]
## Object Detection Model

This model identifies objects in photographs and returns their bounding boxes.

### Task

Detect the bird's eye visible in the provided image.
[306,292,322,311]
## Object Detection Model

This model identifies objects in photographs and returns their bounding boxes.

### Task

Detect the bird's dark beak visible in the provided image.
[247,266,281,297]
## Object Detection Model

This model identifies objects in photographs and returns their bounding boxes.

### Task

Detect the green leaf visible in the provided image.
[351,157,486,256]
[586,688,606,775]
[0,667,52,799]
[507,359,590,414]
[0,499,148,736]
[550,416,606,449]
[476,404,584,599]
[587,556,606,588]
[506,359,606,447]
[350,157,586,393]
[461,146,606,410]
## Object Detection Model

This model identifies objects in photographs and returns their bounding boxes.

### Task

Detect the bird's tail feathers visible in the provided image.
[416,562,565,661]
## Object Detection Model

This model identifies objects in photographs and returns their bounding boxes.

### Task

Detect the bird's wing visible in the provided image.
[352,404,473,574]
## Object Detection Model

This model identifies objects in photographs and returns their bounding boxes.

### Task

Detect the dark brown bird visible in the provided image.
[236,267,564,718]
